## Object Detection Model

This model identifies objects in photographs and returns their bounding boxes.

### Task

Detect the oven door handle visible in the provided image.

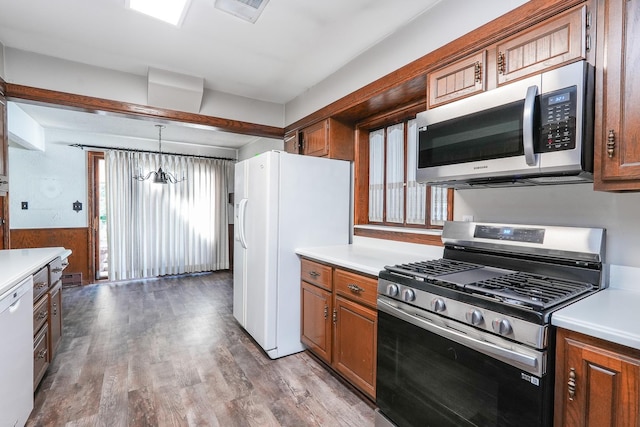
[378,299,543,376]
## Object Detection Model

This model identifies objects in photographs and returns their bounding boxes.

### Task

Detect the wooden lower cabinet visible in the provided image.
[333,295,377,398]
[300,257,377,400]
[301,281,332,363]
[554,328,640,427]
[48,281,63,360]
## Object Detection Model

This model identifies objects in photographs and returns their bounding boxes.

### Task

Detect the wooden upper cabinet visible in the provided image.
[594,0,640,190]
[554,328,640,427]
[496,4,586,86]
[299,118,354,161]
[428,51,486,108]
[284,130,299,154]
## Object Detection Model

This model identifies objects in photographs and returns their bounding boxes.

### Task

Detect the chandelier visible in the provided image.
[134,125,186,184]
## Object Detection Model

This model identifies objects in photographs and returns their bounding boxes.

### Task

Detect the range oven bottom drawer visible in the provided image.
[376,310,553,427]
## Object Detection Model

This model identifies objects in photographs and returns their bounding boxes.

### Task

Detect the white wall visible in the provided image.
[4,48,284,128]
[454,185,640,268]
[0,41,5,80]
[285,0,528,124]
[237,137,283,161]
[9,142,88,229]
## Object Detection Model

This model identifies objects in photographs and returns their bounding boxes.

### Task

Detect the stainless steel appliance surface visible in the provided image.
[416,60,595,188]
[375,221,606,427]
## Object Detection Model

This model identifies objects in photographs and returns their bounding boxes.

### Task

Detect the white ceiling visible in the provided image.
[0,0,440,151]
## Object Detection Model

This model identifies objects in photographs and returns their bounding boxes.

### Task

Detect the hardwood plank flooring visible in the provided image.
[28,272,375,427]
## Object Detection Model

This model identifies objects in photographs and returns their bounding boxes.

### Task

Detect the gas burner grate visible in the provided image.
[385,259,482,281]
[465,272,595,310]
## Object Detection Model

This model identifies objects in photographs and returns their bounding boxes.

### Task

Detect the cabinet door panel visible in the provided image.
[555,329,640,427]
[596,0,640,188]
[496,5,585,85]
[428,51,485,108]
[48,281,63,360]
[301,121,328,157]
[333,295,376,399]
[300,281,332,364]
[284,131,299,154]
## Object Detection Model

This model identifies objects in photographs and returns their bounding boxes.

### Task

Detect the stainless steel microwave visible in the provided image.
[416,60,594,188]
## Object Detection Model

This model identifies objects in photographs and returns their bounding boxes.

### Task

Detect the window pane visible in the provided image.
[406,119,427,225]
[386,123,404,223]
[369,129,385,222]
[430,185,448,226]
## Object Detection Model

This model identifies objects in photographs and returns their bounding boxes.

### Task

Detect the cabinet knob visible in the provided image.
[474,61,482,83]
[568,367,576,401]
[607,129,616,158]
[37,349,47,360]
[497,52,506,74]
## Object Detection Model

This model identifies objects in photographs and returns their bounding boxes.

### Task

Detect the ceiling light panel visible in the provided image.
[214,0,270,23]
[126,0,192,26]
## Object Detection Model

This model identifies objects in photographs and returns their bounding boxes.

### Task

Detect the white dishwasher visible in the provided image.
[0,275,34,427]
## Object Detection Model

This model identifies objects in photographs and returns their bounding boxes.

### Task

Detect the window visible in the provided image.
[366,118,451,229]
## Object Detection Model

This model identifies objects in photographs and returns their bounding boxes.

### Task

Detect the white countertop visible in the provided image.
[551,264,640,350]
[0,247,70,296]
[296,236,444,277]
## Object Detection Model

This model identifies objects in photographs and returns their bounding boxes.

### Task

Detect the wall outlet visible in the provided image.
[462,215,474,222]
[21,201,28,210]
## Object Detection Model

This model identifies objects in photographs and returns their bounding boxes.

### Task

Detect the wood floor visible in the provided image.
[27,272,375,427]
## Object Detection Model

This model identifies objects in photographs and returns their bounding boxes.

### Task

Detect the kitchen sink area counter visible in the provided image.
[0,247,71,296]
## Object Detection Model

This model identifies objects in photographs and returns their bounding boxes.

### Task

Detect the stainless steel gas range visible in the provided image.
[375,221,606,427]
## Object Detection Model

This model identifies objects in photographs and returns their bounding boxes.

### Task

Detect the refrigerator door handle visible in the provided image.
[238,198,248,249]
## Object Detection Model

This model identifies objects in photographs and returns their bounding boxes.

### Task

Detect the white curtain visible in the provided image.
[368,129,385,222]
[406,119,427,225]
[430,185,448,226]
[105,150,232,280]
[386,123,405,224]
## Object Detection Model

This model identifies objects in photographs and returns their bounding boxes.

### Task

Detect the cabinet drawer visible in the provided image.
[334,269,378,308]
[49,257,64,285]
[301,259,332,291]
[33,266,49,302]
[33,294,49,335]
[33,325,49,390]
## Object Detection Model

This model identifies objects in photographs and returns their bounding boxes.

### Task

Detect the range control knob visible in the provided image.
[465,309,484,326]
[492,318,513,336]
[401,289,416,302]
[431,298,446,313]
[386,284,399,297]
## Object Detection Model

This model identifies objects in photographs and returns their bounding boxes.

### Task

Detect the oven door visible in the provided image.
[376,298,553,427]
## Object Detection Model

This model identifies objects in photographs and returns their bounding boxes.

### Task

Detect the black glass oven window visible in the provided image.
[376,311,552,427]
[418,99,526,168]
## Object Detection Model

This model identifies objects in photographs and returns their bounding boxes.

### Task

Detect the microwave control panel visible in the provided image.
[539,86,577,152]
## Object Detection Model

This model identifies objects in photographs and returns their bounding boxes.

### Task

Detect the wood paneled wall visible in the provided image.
[11,227,90,284]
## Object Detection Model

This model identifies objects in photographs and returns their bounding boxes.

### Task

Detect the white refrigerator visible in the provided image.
[233,150,350,359]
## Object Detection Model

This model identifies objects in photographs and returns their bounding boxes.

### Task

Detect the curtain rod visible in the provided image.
[69,143,235,161]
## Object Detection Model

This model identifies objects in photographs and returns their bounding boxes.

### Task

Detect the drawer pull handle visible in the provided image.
[51,267,63,273]
[308,271,320,278]
[607,129,616,158]
[35,282,48,289]
[568,367,576,401]
[37,310,48,320]
[347,284,364,293]
[37,349,48,360]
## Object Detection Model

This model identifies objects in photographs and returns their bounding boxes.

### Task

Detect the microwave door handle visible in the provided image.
[523,85,538,166]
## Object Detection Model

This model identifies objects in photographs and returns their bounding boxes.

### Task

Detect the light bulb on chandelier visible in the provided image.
[133,124,186,184]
